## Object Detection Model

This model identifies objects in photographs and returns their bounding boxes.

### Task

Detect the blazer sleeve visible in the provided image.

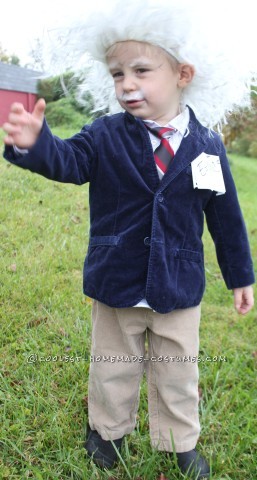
[3,119,95,185]
[204,139,255,289]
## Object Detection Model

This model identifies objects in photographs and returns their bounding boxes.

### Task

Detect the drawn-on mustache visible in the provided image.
[118,92,144,102]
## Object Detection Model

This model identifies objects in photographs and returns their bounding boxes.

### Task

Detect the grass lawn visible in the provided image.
[0,126,256,480]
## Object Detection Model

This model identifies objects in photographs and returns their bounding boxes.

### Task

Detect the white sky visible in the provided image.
[0,0,107,67]
[1,0,257,71]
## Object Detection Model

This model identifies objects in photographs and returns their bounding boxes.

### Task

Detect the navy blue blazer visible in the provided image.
[4,107,255,313]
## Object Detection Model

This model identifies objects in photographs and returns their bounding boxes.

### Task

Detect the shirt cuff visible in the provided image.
[13,145,29,155]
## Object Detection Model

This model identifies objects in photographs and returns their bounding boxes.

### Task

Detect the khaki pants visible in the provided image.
[88,300,201,453]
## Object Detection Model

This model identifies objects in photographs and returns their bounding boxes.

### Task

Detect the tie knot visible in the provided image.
[145,125,176,139]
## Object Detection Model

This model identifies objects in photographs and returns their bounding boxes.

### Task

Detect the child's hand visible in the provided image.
[3,98,46,149]
[233,286,254,315]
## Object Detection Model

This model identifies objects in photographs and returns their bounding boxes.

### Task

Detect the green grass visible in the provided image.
[0,128,256,480]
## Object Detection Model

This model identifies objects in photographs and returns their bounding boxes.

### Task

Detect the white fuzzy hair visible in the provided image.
[49,0,257,128]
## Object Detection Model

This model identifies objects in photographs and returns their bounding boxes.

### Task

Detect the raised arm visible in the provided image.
[3,99,95,185]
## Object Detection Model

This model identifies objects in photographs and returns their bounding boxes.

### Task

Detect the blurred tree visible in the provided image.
[10,55,20,65]
[223,89,257,157]
[27,38,45,71]
[0,43,20,65]
[0,43,9,62]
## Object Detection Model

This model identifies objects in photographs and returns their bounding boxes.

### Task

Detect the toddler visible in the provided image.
[3,1,255,477]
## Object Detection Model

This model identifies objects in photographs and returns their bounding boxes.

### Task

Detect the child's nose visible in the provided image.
[122,74,137,91]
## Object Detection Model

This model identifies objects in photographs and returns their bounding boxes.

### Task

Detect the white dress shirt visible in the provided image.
[143,106,190,180]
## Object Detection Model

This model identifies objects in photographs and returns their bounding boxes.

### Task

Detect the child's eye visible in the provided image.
[112,71,123,79]
[136,68,150,74]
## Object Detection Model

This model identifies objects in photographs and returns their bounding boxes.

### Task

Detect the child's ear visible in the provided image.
[177,64,195,87]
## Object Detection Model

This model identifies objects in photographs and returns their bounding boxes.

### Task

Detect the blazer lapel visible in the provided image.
[159,109,208,191]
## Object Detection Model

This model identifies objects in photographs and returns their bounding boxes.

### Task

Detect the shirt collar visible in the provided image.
[143,106,189,136]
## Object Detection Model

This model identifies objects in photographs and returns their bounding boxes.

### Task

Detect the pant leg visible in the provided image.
[88,301,147,441]
[146,305,201,453]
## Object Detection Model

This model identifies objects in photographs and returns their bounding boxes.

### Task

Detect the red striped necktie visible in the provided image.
[146,125,177,175]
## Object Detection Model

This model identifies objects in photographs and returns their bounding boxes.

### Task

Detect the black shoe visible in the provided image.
[176,449,210,479]
[84,426,123,468]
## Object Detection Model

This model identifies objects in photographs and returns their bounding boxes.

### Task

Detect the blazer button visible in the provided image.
[157,194,164,203]
[144,237,151,246]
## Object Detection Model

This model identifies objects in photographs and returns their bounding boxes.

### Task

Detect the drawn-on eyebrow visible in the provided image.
[108,57,156,71]
[129,60,154,68]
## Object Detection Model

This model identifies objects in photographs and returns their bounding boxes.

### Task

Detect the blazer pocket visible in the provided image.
[173,248,203,263]
[89,235,121,247]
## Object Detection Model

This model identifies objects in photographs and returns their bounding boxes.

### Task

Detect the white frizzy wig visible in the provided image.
[51,0,257,128]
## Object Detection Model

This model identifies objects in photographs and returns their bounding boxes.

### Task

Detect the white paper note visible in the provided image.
[191,153,226,195]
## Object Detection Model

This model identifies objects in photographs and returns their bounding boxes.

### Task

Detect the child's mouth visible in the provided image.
[125,99,144,106]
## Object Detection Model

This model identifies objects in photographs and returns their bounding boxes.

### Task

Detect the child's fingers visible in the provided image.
[2,122,22,135]
[233,289,242,309]
[32,98,46,121]
[4,135,15,146]
[7,112,28,126]
[3,122,23,146]
[9,102,26,114]
[237,303,252,315]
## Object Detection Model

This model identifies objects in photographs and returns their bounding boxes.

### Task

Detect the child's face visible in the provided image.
[106,41,189,125]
